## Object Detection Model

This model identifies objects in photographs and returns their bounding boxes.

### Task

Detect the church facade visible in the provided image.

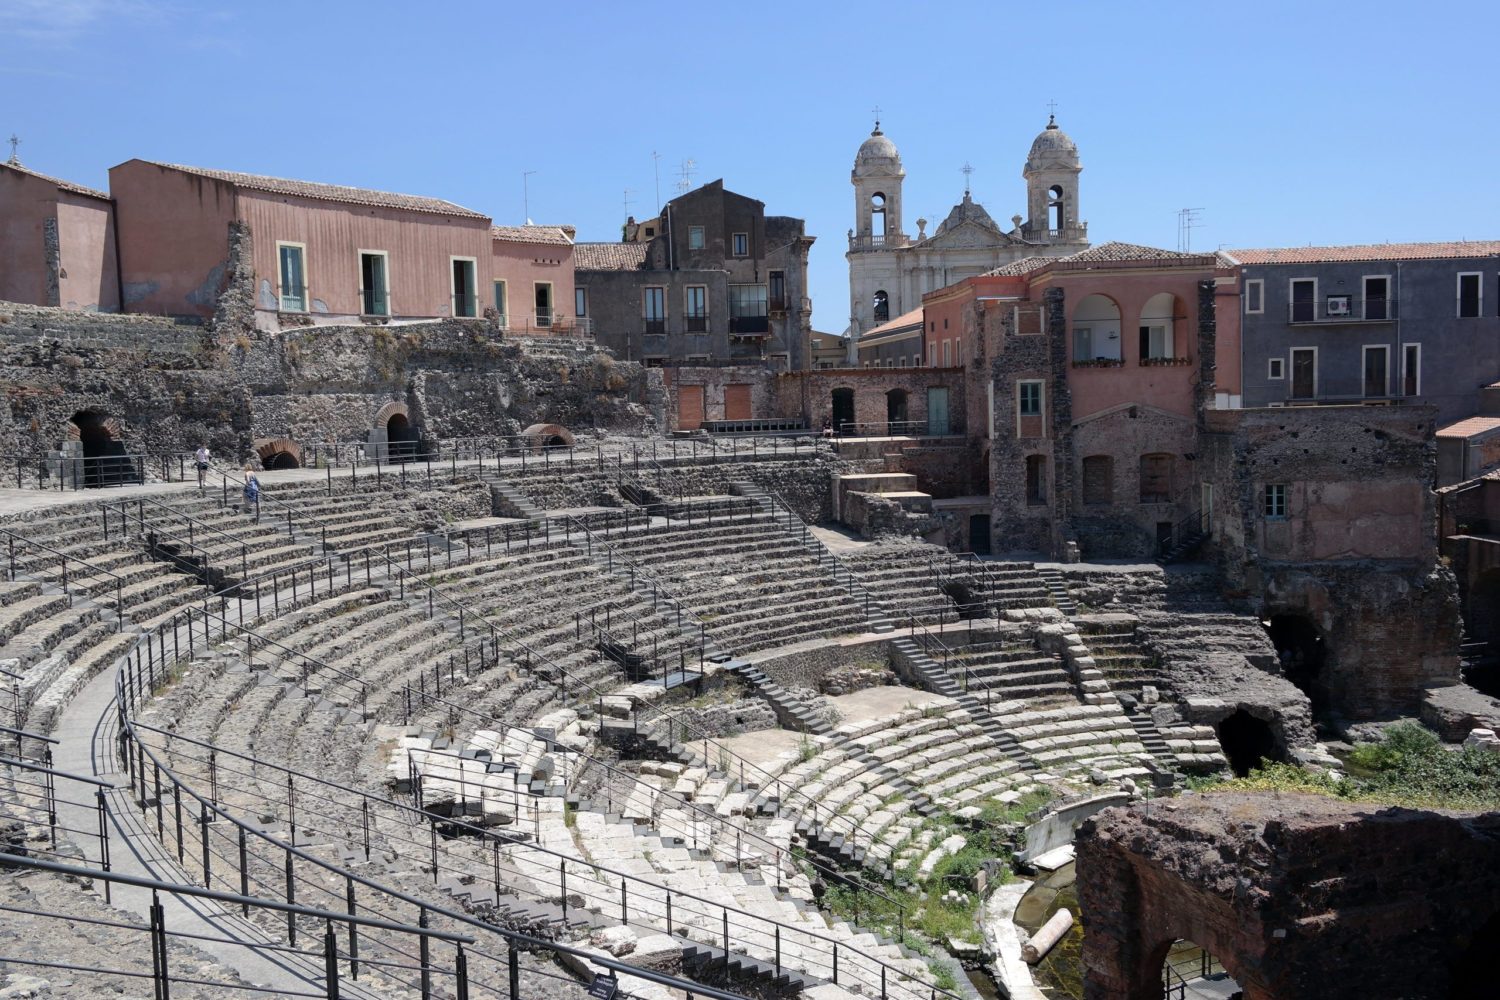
[845,116,1090,358]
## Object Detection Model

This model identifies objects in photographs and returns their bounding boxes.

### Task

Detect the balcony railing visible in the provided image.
[495,314,592,337]
[1072,358,1125,369]
[729,315,770,335]
[686,315,708,332]
[644,318,666,335]
[1139,356,1193,367]
[1288,297,1399,324]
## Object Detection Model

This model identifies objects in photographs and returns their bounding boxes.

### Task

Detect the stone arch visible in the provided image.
[68,409,122,455]
[1267,612,1328,716]
[830,387,855,434]
[1215,708,1284,777]
[254,437,302,470]
[68,409,133,487]
[885,387,908,429]
[873,289,890,323]
[520,423,575,451]
[373,400,409,426]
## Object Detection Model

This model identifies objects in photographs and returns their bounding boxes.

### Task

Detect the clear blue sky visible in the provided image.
[5,0,1496,333]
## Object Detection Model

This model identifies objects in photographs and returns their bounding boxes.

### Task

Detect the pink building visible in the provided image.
[106,161,580,332]
[0,159,119,311]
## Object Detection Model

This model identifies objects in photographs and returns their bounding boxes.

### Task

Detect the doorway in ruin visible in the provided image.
[263,450,300,470]
[1450,910,1500,998]
[969,514,992,555]
[1161,940,1241,997]
[1267,613,1328,716]
[831,387,855,435]
[386,411,420,461]
[885,388,908,433]
[70,410,134,487]
[1215,709,1281,777]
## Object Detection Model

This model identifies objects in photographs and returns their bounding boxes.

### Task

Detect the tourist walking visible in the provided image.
[194,444,210,489]
[242,465,260,523]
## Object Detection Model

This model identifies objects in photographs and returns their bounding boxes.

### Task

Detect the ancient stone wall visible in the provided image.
[1077,793,1500,1000]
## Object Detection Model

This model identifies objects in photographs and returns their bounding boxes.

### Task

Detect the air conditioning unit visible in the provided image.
[1326,296,1351,316]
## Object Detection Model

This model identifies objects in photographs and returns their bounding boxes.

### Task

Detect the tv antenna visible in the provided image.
[652,151,662,212]
[5,134,19,166]
[675,158,697,196]
[1177,207,1204,252]
[522,170,538,223]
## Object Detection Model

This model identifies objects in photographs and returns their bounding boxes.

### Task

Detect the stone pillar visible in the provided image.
[1195,279,1217,419]
[1045,286,1075,558]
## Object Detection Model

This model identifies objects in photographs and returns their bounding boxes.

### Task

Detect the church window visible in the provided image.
[873,290,890,323]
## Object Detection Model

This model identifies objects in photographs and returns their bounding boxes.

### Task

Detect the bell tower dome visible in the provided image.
[851,120,906,249]
[1022,115,1086,245]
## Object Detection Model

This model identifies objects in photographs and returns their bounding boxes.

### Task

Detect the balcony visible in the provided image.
[847,233,910,251]
[1287,297,1399,325]
[729,315,770,336]
[644,319,666,335]
[685,315,707,333]
[1072,358,1125,369]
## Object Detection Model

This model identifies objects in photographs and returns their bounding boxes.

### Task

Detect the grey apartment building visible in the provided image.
[574,180,815,369]
[1229,241,1500,423]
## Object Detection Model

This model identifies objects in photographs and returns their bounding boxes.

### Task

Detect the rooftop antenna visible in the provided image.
[6,134,19,166]
[961,162,974,196]
[522,170,537,224]
[1177,207,1204,252]
[675,158,696,196]
[652,151,662,213]
[622,187,634,221]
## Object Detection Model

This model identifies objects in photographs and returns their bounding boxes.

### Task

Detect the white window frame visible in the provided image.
[1074,325,1093,360]
[1361,344,1390,397]
[1263,483,1288,520]
[1402,342,1422,397]
[1017,379,1044,419]
[276,240,308,313]
[1361,274,1391,319]
[574,286,588,318]
[357,249,390,317]
[943,340,952,367]
[731,232,749,257]
[1244,278,1264,314]
[913,354,921,367]
[688,225,705,250]
[1458,271,1483,318]
[1289,346,1319,399]
[683,284,708,318]
[1289,277,1317,323]
[1267,357,1285,380]
[449,256,478,318]
[928,343,938,366]
[492,280,508,325]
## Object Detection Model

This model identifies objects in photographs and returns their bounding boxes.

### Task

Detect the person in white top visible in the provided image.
[194,445,210,489]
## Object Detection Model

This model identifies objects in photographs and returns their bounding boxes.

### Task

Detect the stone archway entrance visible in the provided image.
[1215,709,1282,777]
[885,388,908,433]
[831,387,855,435]
[68,410,135,487]
[255,437,302,470]
[1267,613,1327,716]
[520,423,575,452]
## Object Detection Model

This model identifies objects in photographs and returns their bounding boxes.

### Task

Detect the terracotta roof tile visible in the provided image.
[490,225,573,246]
[1226,241,1500,265]
[863,306,924,339]
[1,160,109,201]
[1059,241,1200,263]
[1437,416,1500,439]
[574,243,650,271]
[146,162,488,219]
[983,256,1054,277]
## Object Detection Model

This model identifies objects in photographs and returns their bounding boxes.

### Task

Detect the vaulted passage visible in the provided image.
[1162,940,1240,998]
[1268,613,1327,716]
[262,450,300,470]
[831,387,855,434]
[69,409,135,487]
[387,412,420,461]
[1215,709,1280,777]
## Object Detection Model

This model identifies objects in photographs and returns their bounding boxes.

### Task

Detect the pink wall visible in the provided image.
[1213,268,1242,398]
[239,193,491,319]
[110,160,236,317]
[0,168,53,305]
[56,193,118,311]
[1034,266,1213,420]
[490,239,576,334]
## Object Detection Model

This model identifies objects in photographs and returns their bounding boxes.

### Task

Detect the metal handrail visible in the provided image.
[759,487,881,619]
[0,526,128,628]
[105,493,266,585]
